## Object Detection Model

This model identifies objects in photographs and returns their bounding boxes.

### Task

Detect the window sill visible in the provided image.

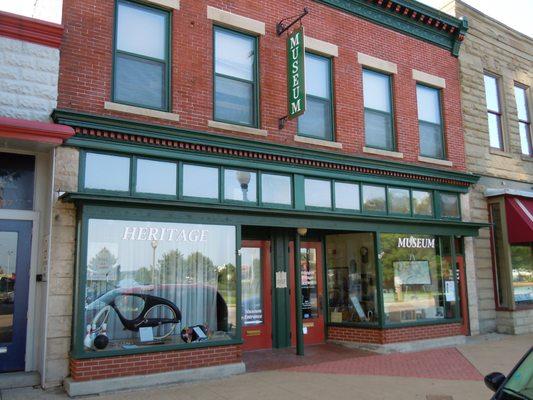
[207,120,268,136]
[418,156,453,167]
[489,148,513,158]
[363,146,403,159]
[294,135,343,149]
[104,102,180,122]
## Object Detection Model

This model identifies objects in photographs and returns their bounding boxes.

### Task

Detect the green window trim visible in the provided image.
[297,52,335,141]
[71,204,243,359]
[416,83,446,160]
[212,26,260,129]
[112,0,171,112]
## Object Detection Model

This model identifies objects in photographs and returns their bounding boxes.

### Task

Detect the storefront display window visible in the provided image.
[381,234,458,324]
[362,185,386,213]
[305,178,331,208]
[412,190,433,217]
[224,169,257,203]
[84,153,130,192]
[439,193,460,218]
[511,244,533,304]
[0,153,34,210]
[182,164,219,199]
[326,233,378,324]
[261,173,292,205]
[83,218,237,352]
[388,187,410,215]
[334,182,360,211]
[136,159,177,196]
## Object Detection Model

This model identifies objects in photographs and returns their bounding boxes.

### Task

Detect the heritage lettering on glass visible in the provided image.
[287,26,305,119]
[397,236,435,249]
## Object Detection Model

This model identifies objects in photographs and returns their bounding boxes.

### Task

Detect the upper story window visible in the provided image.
[298,53,333,141]
[114,0,170,111]
[417,84,444,159]
[214,27,258,127]
[363,69,394,151]
[0,153,35,210]
[514,84,532,156]
[483,73,504,150]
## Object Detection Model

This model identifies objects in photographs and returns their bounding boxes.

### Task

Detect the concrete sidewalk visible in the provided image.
[2,334,531,400]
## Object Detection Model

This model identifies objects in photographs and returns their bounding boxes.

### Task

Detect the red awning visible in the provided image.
[505,196,533,244]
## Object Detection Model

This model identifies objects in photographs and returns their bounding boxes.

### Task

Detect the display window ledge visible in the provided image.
[70,338,243,360]
[327,318,462,329]
[496,305,533,312]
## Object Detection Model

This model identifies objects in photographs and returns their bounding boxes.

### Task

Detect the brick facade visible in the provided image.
[69,345,242,381]
[328,323,464,345]
[58,0,466,170]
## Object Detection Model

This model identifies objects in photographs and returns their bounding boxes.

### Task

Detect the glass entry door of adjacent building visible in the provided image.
[0,220,32,372]
[241,240,272,350]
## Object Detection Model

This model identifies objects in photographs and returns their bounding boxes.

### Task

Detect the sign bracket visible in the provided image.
[276,8,309,36]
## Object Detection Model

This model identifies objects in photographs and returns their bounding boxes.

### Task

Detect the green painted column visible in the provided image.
[294,231,304,356]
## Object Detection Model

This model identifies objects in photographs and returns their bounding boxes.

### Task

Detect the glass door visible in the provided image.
[0,220,32,372]
[241,240,272,350]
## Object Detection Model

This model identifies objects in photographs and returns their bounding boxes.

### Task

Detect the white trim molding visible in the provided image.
[294,135,343,149]
[412,69,446,89]
[207,6,265,36]
[363,146,403,158]
[208,120,268,136]
[357,53,397,74]
[418,155,453,166]
[304,37,338,57]
[145,0,180,9]
[104,102,180,122]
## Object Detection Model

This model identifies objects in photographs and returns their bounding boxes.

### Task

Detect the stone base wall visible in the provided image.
[69,345,242,381]
[328,323,463,344]
[496,310,533,335]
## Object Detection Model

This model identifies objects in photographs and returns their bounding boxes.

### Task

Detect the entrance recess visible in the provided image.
[0,220,32,372]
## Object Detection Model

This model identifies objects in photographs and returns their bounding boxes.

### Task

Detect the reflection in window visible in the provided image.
[301,247,318,319]
[511,244,533,305]
[363,69,393,150]
[334,182,360,211]
[182,164,219,199]
[514,85,532,156]
[412,190,433,217]
[224,169,257,203]
[0,231,18,343]
[136,159,177,195]
[84,219,236,352]
[214,28,256,126]
[114,1,169,109]
[85,153,130,192]
[261,174,292,205]
[388,187,410,215]
[298,53,333,140]
[326,233,378,324]
[304,178,331,208]
[0,153,35,210]
[381,234,457,324]
[362,185,386,213]
[241,247,262,325]
[440,193,460,218]
[484,74,503,149]
[417,85,444,159]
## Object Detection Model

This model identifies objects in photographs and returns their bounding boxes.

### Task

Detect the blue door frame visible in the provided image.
[0,220,32,373]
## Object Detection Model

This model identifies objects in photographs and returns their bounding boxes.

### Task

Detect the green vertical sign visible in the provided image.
[287,26,305,119]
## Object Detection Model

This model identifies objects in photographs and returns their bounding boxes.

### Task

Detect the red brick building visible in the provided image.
[48,0,483,394]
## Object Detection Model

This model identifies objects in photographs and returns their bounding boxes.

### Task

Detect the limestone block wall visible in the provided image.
[0,36,60,122]
[44,146,79,387]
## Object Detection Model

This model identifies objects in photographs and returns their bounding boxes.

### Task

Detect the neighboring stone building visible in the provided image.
[0,11,74,388]
[440,0,533,335]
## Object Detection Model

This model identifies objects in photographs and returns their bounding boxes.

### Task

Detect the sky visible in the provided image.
[0,0,531,37]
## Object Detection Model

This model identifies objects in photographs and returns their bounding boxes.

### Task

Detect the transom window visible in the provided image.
[417,85,444,159]
[363,69,394,150]
[298,53,333,140]
[114,0,170,110]
[214,27,258,127]
[484,73,504,150]
[514,84,532,156]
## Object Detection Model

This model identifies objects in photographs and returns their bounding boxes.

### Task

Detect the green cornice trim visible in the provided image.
[313,0,468,57]
[62,192,489,236]
[52,109,479,189]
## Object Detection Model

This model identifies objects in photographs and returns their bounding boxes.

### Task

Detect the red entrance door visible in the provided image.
[241,240,272,350]
[290,241,325,345]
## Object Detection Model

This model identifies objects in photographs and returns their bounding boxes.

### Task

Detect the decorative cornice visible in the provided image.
[314,0,468,56]
[0,10,63,48]
[52,109,479,189]
[0,116,74,145]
